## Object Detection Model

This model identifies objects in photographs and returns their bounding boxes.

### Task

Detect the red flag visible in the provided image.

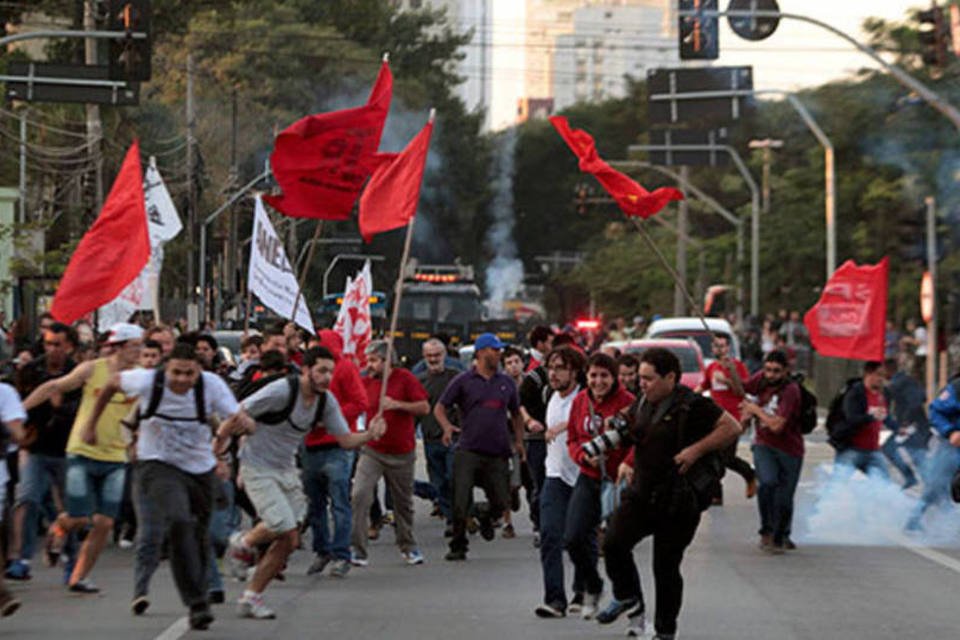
[358,118,433,242]
[264,60,392,220]
[803,257,889,361]
[549,116,683,219]
[51,141,150,324]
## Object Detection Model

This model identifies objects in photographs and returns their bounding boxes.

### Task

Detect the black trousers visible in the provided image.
[449,449,509,553]
[723,439,755,483]
[603,486,701,636]
[135,461,215,608]
[521,439,547,530]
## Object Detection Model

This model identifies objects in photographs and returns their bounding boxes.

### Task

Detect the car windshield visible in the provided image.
[625,344,701,372]
[654,330,733,360]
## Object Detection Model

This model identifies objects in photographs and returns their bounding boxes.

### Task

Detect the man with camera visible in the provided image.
[594,348,740,639]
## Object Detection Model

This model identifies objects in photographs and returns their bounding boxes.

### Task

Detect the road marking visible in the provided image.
[154,616,189,640]
[891,533,960,575]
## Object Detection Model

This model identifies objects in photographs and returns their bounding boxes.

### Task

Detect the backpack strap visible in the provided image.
[143,368,166,420]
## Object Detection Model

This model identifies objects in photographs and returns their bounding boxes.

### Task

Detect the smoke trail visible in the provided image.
[484,127,523,318]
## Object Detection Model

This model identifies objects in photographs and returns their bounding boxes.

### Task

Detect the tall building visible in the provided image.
[553,2,678,111]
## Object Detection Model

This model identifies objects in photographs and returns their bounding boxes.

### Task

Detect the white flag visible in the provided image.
[98,163,182,331]
[248,196,315,333]
[333,261,372,360]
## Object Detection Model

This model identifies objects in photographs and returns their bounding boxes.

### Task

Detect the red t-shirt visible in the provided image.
[363,368,429,455]
[850,389,885,451]
[744,372,804,458]
[566,387,635,481]
[703,359,748,420]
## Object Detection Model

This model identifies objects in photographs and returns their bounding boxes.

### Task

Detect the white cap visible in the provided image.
[105,322,144,344]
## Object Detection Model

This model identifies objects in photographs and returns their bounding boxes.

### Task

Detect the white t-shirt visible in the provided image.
[0,383,26,490]
[240,377,349,470]
[121,369,239,475]
[545,385,580,487]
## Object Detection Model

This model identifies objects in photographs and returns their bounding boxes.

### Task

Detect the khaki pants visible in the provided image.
[350,448,417,559]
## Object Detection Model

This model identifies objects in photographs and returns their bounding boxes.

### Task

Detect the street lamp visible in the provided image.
[747,138,783,215]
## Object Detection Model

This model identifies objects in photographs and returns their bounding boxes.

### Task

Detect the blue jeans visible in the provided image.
[423,441,453,521]
[206,478,234,594]
[881,436,926,487]
[65,454,126,520]
[909,438,960,525]
[564,474,602,595]
[752,445,803,544]
[302,447,355,560]
[833,448,890,482]
[539,477,587,608]
[14,452,65,560]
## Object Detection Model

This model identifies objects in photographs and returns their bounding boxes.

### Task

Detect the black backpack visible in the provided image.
[141,368,207,424]
[791,373,819,435]
[244,373,326,431]
[824,377,861,448]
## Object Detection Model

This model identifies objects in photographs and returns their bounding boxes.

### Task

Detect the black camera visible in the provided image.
[582,414,631,458]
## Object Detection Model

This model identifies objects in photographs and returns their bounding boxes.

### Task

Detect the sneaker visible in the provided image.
[745,477,758,499]
[534,602,566,618]
[4,559,30,581]
[350,551,369,567]
[625,611,647,637]
[307,554,332,576]
[237,593,276,620]
[568,592,584,614]
[0,590,20,618]
[596,597,640,625]
[758,534,773,552]
[68,579,100,594]
[118,538,135,550]
[402,549,425,565]
[479,513,495,541]
[131,595,150,615]
[444,549,466,561]
[783,538,797,551]
[189,604,214,630]
[227,532,255,579]
[502,524,516,539]
[582,589,603,620]
[208,590,225,604]
[328,559,351,578]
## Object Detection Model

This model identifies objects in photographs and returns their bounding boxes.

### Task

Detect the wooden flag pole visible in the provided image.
[290,219,323,330]
[630,217,713,335]
[377,218,416,415]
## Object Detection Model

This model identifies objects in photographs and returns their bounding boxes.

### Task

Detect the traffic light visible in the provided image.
[107,0,152,81]
[918,4,950,69]
[679,0,719,60]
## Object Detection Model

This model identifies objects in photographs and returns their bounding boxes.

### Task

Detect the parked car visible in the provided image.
[643,317,740,366]
[612,338,706,390]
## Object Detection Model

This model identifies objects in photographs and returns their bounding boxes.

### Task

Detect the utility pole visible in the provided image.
[748,138,783,215]
[226,89,239,305]
[84,0,103,208]
[18,109,26,223]
[186,53,197,326]
[675,166,690,316]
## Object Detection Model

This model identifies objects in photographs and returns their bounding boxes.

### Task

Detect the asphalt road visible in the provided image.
[3,438,959,639]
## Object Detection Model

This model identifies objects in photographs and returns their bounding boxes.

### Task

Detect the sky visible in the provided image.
[715,0,933,91]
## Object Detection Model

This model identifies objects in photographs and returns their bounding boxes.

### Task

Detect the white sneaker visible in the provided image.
[626,612,648,637]
[582,590,603,620]
[350,551,369,567]
[402,549,425,565]
[237,593,276,620]
[227,532,256,580]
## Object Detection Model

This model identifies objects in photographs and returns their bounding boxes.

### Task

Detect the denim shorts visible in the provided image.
[65,454,126,520]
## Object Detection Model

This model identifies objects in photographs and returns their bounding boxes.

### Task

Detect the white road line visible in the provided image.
[154,616,190,640]
[891,533,960,575]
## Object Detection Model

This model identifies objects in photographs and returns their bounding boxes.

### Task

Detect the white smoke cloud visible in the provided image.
[484,127,523,318]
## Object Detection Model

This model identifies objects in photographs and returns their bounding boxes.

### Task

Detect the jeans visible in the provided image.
[64,454,126,520]
[539,477,587,608]
[449,449,509,554]
[564,474,603,595]
[14,452,65,560]
[206,478,234,594]
[423,441,453,521]
[522,439,547,531]
[833,448,890,482]
[910,438,960,525]
[603,486,701,636]
[133,461,215,608]
[881,436,926,487]
[302,447,355,561]
[752,445,803,544]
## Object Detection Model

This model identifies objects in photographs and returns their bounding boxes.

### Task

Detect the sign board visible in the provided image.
[921,271,934,325]
[5,62,139,106]
[647,66,754,126]
[679,0,719,60]
[728,0,781,41]
[648,129,730,166]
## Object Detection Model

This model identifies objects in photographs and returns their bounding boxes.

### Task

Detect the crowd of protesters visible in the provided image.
[0,311,954,640]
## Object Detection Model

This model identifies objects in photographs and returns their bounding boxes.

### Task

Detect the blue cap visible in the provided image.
[474,332,505,351]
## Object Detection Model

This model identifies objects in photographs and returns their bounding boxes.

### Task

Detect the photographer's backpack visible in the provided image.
[791,373,819,435]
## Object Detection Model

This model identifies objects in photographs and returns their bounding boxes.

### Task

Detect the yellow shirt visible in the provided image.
[66,358,137,462]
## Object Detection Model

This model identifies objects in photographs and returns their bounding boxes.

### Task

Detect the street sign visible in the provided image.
[647,66,754,126]
[679,0,719,60]
[648,129,730,166]
[728,0,781,42]
[4,62,139,105]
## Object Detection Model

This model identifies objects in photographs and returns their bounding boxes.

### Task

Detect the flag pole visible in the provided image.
[377,217,416,414]
[290,219,323,331]
[630,217,713,335]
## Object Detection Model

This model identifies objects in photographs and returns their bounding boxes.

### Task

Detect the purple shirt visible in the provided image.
[439,369,519,458]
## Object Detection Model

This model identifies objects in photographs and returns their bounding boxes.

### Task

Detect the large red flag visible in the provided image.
[803,257,888,361]
[51,141,150,324]
[264,60,393,220]
[549,115,683,219]
[358,118,433,242]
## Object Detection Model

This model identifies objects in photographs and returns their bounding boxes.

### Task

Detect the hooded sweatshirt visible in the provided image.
[304,330,367,448]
